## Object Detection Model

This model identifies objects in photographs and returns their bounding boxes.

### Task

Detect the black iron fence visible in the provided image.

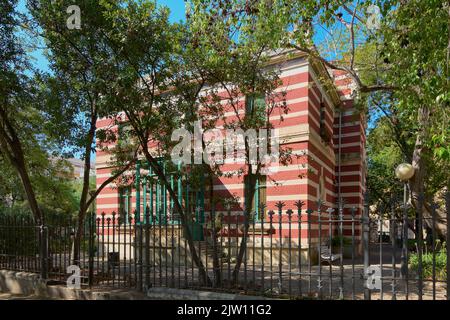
[0,214,93,283]
[0,192,449,300]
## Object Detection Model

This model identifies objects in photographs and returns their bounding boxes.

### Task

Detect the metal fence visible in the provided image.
[0,192,449,300]
[0,214,93,284]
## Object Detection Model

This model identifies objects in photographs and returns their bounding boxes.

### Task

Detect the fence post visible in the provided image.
[362,191,371,300]
[88,212,95,288]
[417,193,424,300]
[338,198,345,300]
[135,210,143,292]
[40,225,48,280]
[145,206,151,291]
[276,202,285,295]
[400,182,409,299]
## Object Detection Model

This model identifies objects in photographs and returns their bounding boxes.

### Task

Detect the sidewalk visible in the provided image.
[0,292,59,300]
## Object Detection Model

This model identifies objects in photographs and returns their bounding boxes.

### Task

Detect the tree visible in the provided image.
[355,1,449,238]
[0,149,80,216]
[374,0,450,238]
[90,0,214,285]
[0,0,45,224]
[367,117,403,210]
[28,0,220,281]
[91,0,294,286]
[186,2,294,283]
[187,0,450,239]
[27,0,139,265]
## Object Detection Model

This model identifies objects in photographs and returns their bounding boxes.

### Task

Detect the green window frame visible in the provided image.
[244,175,267,221]
[245,93,266,122]
[136,160,205,226]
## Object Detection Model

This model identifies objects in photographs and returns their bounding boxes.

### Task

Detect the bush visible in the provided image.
[409,246,447,281]
[0,208,90,257]
[331,235,353,248]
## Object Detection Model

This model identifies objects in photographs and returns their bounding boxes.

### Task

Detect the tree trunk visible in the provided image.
[14,156,43,224]
[207,170,221,287]
[72,111,97,266]
[408,105,447,240]
[72,198,91,266]
[0,108,43,225]
[141,147,212,286]
[232,169,256,284]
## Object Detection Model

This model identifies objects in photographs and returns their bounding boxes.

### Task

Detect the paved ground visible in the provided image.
[0,293,59,300]
[1,243,446,300]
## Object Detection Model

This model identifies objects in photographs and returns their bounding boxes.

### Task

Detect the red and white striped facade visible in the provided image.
[95,51,366,246]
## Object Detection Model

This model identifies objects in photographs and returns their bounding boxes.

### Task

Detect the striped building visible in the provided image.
[95,50,366,260]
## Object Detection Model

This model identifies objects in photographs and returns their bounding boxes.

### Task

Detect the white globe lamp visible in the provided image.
[395,163,415,181]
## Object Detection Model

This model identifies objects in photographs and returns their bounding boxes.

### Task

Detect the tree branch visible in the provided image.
[85,154,138,209]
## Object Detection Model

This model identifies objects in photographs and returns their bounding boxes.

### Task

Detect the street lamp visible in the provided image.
[395,163,415,282]
[395,163,415,181]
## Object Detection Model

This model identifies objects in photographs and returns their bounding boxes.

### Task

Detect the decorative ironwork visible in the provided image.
[0,191,448,300]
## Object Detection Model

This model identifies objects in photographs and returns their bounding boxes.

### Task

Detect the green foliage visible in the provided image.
[0,156,80,216]
[355,1,450,203]
[375,0,449,163]
[2,0,446,232]
[366,117,403,207]
[409,246,447,281]
[331,235,352,248]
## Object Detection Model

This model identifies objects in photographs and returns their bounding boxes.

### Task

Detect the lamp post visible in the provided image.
[395,163,415,287]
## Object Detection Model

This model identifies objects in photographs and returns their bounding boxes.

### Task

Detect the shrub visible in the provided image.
[409,246,447,281]
[331,235,353,248]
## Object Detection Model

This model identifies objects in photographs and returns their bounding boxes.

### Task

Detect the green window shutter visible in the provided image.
[244,175,267,221]
[254,95,265,112]
[245,95,254,115]
[130,158,205,226]
[245,94,265,115]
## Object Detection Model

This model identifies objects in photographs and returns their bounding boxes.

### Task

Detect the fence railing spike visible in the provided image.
[275,201,285,211]
[294,200,305,210]
[1,193,446,300]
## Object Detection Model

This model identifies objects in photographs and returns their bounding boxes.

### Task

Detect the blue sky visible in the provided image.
[160,0,186,22]
[17,1,374,159]
[21,1,355,74]
[19,0,186,72]
[16,0,187,160]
